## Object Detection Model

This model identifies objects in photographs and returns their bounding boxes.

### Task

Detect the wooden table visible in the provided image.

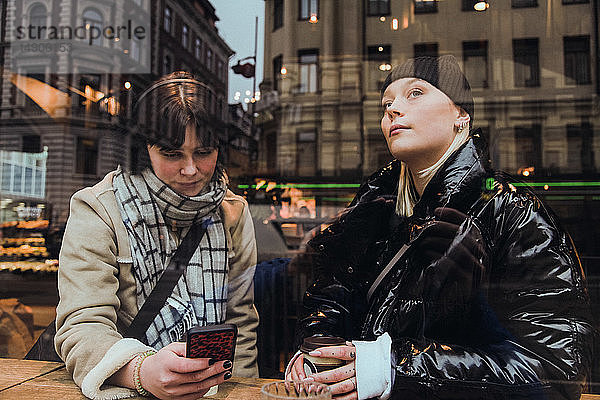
[0,359,276,399]
[0,359,598,399]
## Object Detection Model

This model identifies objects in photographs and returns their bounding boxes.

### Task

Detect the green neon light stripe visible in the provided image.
[322,197,354,202]
[513,182,600,187]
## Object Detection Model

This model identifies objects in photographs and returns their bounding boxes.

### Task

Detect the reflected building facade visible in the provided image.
[257,0,599,254]
[0,0,232,228]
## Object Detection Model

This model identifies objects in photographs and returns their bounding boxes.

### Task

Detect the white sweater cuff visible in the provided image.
[353,333,392,400]
[81,338,154,400]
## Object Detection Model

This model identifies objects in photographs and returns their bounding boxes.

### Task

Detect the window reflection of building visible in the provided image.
[273,0,284,30]
[513,38,540,87]
[463,41,488,88]
[414,0,438,14]
[1,0,233,231]
[299,0,318,21]
[298,50,318,93]
[564,36,591,85]
[82,8,103,46]
[367,0,390,15]
[297,130,317,176]
[414,42,438,58]
[29,3,47,27]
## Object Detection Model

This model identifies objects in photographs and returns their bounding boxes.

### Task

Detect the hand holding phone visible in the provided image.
[186,323,237,362]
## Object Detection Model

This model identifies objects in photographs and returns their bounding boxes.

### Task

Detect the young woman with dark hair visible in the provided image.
[55,72,258,399]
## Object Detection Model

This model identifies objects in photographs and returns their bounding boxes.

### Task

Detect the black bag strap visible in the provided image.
[125,219,209,342]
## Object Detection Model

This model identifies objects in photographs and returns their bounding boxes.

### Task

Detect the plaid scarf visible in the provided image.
[113,167,228,349]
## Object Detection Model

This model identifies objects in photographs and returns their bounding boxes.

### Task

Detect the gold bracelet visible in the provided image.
[133,350,156,397]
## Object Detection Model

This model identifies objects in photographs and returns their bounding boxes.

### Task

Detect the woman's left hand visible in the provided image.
[305,345,357,400]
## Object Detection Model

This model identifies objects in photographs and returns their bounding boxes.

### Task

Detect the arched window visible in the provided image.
[29,3,47,27]
[82,8,103,46]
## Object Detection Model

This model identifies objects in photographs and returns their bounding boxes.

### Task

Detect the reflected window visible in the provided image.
[79,74,101,114]
[414,0,438,14]
[299,0,318,21]
[367,45,391,92]
[297,130,317,176]
[83,8,103,46]
[164,7,172,33]
[298,49,318,93]
[217,59,224,81]
[75,137,98,175]
[22,135,41,153]
[274,0,284,30]
[163,53,172,74]
[195,37,202,60]
[463,40,488,88]
[564,36,591,85]
[182,24,189,49]
[562,0,588,3]
[414,42,438,58]
[367,0,390,16]
[515,125,542,172]
[29,3,47,27]
[567,123,595,174]
[512,0,537,7]
[206,47,213,71]
[462,0,479,11]
[513,38,539,87]
[273,54,283,91]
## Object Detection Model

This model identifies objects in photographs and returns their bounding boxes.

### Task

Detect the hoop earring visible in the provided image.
[456,120,469,133]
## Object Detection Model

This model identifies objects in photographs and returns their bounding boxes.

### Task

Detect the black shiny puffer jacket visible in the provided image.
[297,135,594,400]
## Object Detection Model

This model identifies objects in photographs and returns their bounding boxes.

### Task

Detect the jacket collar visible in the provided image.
[356,129,491,218]
[412,130,491,219]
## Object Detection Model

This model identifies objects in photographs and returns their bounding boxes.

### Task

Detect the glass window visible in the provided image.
[513,38,540,87]
[163,53,172,74]
[273,55,283,91]
[182,24,189,49]
[567,123,595,174]
[414,42,438,58]
[562,0,588,3]
[512,0,538,7]
[367,0,390,16]
[22,135,41,153]
[164,6,172,33]
[82,8,103,46]
[463,40,488,88]
[299,0,318,21]
[367,45,391,92]
[195,37,202,60]
[217,59,224,81]
[515,125,542,172]
[75,137,98,175]
[274,0,284,30]
[29,3,47,27]
[414,0,438,14]
[297,130,317,175]
[462,0,479,11]
[298,49,318,93]
[564,35,591,85]
[206,47,213,71]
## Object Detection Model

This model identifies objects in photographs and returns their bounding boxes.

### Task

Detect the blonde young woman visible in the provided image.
[286,55,594,400]
[55,72,258,400]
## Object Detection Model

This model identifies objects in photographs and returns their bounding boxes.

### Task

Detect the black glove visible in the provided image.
[415,207,488,304]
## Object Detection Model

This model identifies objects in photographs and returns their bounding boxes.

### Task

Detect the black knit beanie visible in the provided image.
[380,55,474,126]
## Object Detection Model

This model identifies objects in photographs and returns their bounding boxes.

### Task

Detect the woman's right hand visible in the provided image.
[140,342,232,400]
[286,353,306,382]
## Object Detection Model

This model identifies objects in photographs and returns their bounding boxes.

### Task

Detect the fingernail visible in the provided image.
[308,350,321,356]
[303,377,315,382]
[223,360,232,369]
[208,358,216,365]
[224,371,232,380]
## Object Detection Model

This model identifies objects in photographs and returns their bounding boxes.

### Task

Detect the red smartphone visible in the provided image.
[185,324,237,362]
